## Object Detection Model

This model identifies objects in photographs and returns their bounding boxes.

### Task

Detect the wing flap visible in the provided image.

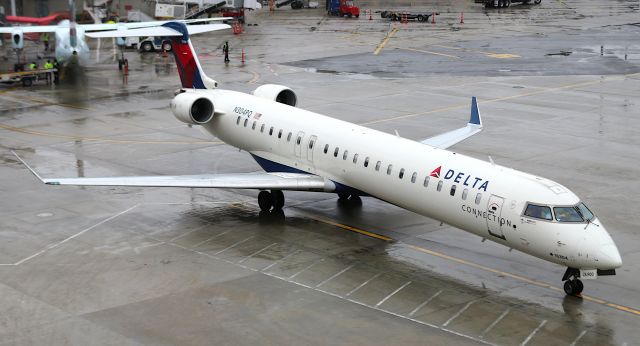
[420,97,483,149]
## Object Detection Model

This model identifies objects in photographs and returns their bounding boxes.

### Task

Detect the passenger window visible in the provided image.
[287,132,292,142]
[524,204,553,221]
[324,144,329,154]
[411,172,417,183]
[353,154,358,164]
[252,121,256,130]
[309,139,315,149]
[462,188,468,200]
[236,116,241,125]
[387,164,393,175]
[244,119,248,127]
[296,136,302,145]
[343,150,349,160]
[423,176,430,187]
[475,193,482,205]
[269,127,274,135]
[260,124,265,133]
[399,168,405,179]
[334,147,339,157]
[278,129,283,138]
[554,207,583,222]
[437,180,443,192]
[375,161,381,171]
[450,185,456,196]
[364,157,370,167]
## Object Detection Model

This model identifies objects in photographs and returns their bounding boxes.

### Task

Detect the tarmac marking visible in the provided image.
[262,249,302,271]
[288,257,324,279]
[568,330,588,346]
[246,70,261,84]
[0,122,223,145]
[408,289,442,317]
[192,229,233,248]
[345,272,382,297]
[237,242,278,264]
[375,281,412,307]
[214,235,255,255]
[399,48,461,59]
[479,307,511,338]
[316,263,355,288]
[442,300,476,327]
[374,27,399,55]
[486,53,521,59]
[520,319,547,346]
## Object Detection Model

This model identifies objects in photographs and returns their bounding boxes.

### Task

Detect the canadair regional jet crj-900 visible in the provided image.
[15,22,621,296]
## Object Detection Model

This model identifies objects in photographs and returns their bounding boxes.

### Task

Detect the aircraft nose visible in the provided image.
[598,243,622,269]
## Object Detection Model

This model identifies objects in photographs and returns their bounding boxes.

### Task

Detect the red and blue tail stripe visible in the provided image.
[162,22,207,89]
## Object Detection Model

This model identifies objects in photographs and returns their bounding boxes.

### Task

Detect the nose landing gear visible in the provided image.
[562,267,584,296]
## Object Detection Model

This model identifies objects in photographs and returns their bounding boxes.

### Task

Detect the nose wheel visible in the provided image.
[258,190,285,212]
[562,267,584,296]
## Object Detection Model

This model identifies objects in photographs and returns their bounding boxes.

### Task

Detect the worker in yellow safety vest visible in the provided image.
[28,62,37,70]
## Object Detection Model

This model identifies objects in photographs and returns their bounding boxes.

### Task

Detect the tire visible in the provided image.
[162,42,172,52]
[347,13,352,18]
[504,0,511,7]
[22,77,32,87]
[563,281,574,295]
[258,191,273,211]
[574,279,584,294]
[271,190,285,210]
[417,15,424,22]
[380,11,388,18]
[355,15,359,18]
[141,42,154,52]
[534,0,541,3]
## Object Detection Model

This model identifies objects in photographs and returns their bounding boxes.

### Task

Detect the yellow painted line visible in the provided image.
[374,28,399,56]
[310,216,393,241]
[19,95,91,110]
[0,122,223,145]
[399,48,460,59]
[247,70,260,85]
[486,53,520,59]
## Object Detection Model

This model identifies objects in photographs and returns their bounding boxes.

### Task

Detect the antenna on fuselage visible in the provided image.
[488,156,495,165]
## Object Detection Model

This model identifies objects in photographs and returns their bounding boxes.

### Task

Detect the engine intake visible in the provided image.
[170,92,214,125]
[253,84,297,107]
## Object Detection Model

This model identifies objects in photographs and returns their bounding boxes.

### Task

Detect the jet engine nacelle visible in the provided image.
[11,29,24,49]
[253,84,297,107]
[170,91,215,125]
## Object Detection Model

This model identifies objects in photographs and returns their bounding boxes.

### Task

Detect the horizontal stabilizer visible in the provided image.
[420,96,483,149]
[85,23,230,38]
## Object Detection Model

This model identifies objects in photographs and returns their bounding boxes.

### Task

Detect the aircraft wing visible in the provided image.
[420,97,483,149]
[85,23,230,38]
[80,18,232,32]
[0,25,59,33]
[13,152,335,192]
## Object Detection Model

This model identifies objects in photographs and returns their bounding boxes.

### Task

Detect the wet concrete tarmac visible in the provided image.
[1,0,639,345]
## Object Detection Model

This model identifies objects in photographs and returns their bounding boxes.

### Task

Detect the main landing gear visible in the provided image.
[562,267,584,296]
[337,193,362,206]
[258,190,285,212]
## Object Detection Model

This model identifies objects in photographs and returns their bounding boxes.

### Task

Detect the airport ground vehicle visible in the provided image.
[327,0,360,18]
[0,69,56,86]
[138,36,172,53]
[474,0,541,8]
[380,10,435,22]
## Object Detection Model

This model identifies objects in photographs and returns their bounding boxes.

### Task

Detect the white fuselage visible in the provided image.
[54,20,89,64]
[185,88,622,271]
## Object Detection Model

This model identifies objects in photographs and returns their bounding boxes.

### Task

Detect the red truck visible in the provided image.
[328,0,360,18]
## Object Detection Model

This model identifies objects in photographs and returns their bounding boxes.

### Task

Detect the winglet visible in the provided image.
[469,96,482,127]
[11,151,46,183]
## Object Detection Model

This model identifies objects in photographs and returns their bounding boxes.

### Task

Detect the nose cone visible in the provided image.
[599,243,623,269]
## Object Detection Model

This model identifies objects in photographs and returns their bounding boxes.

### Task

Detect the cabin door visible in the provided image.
[307,135,317,164]
[486,195,506,240]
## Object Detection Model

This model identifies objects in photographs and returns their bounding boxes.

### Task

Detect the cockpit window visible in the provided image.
[554,207,583,222]
[524,204,553,221]
[576,202,594,221]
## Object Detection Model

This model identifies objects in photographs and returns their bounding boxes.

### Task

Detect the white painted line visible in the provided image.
[345,272,382,297]
[520,319,547,346]
[0,205,138,266]
[214,235,256,255]
[192,229,233,248]
[408,290,442,317]
[479,307,511,338]
[237,242,278,264]
[168,224,210,242]
[288,258,325,279]
[261,249,302,271]
[316,264,355,288]
[568,330,587,346]
[375,281,412,307]
[443,300,476,327]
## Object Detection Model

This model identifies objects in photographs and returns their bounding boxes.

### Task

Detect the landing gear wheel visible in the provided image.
[338,193,350,200]
[534,0,541,3]
[563,279,584,296]
[162,42,172,52]
[573,279,584,294]
[118,59,123,70]
[563,281,575,295]
[258,190,273,211]
[504,0,511,7]
[271,190,285,210]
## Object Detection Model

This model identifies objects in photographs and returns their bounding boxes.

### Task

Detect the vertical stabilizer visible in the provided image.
[163,22,217,89]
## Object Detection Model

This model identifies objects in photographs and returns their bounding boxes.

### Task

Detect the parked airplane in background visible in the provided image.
[0,17,227,65]
[14,22,622,297]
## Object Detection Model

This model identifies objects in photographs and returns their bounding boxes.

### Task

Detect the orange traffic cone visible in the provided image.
[432,12,436,24]
[369,9,372,20]
[460,12,464,24]
[242,48,245,64]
